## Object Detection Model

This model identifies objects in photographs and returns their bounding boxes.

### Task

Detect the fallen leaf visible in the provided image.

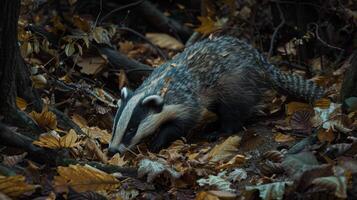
[274,133,295,143]
[73,15,90,32]
[77,56,106,75]
[285,102,312,116]
[85,138,108,163]
[82,126,112,144]
[16,97,27,111]
[314,98,331,109]
[216,154,246,170]
[54,164,120,193]
[33,130,80,149]
[206,136,241,163]
[197,173,234,192]
[108,153,128,167]
[137,159,181,183]
[30,107,57,130]
[146,33,184,50]
[245,181,293,200]
[2,152,27,167]
[195,16,220,36]
[0,175,37,198]
[317,128,335,143]
[60,129,80,148]
[312,176,347,198]
[71,114,88,128]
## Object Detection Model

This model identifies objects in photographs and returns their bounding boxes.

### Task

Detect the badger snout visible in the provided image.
[107,144,127,156]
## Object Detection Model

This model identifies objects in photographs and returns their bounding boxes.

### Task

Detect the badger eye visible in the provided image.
[128,128,135,133]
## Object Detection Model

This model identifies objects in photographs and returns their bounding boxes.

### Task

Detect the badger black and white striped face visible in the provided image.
[108,87,166,154]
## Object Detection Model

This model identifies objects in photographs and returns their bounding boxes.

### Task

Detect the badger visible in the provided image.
[108,36,325,154]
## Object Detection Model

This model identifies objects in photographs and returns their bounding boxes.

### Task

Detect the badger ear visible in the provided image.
[121,87,132,100]
[142,95,163,112]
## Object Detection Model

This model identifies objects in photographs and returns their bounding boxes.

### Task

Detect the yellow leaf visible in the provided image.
[206,135,241,163]
[108,153,128,167]
[274,132,295,143]
[30,107,57,130]
[33,131,61,149]
[16,97,27,111]
[317,128,335,143]
[146,33,184,50]
[314,98,331,109]
[60,129,80,148]
[285,102,313,116]
[0,175,37,197]
[54,164,120,193]
[195,16,220,36]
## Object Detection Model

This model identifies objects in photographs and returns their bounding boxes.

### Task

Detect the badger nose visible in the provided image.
[107,147,118,157]
[107,144,127,156]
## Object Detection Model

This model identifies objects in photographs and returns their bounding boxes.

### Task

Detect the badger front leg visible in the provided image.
[148,121,187,152]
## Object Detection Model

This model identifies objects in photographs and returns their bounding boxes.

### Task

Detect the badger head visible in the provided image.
[108,87,183,154]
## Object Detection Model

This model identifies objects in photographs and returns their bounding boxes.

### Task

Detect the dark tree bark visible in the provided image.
[0,0,41,128]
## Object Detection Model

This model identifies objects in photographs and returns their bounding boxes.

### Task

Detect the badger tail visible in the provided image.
[264,63,326,103]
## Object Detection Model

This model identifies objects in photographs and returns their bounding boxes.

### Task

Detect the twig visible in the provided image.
[93,0,103,29]
[309,23,344,52]
[117,26,167,60]
[268,3,285,58]
[99,0,145,23]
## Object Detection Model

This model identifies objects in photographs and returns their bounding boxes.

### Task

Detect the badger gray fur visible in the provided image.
[108,36,325,154]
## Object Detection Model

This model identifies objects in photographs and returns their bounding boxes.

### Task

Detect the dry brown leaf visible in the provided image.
[206,136,241,163]
[108,153,128,167]
[216,154,246,170]
[60,129,80,148]
[16,97,27,111]
[146,33,184,50]
[195,16,220,36]
[317,128,335,143]
[33,131,61,149]
[85,138,108,163]
[77,56,106,75]
[2,152,27,167]
[71,114,88,128]
[196,190,237,200]
[82,126,111,144]
[0,175,37,198]
[73,15,90,32]
[30,107,57,130]
[285,102,313,116]
[314,98,331,109]
[290,110,313,134]
[54,164,120,193]
[33,130,80,149]
[274,133,295,143]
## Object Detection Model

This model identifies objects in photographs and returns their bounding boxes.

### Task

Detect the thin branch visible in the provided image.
[99,0,145,23]
[93,0,103,29]
[310,23,344,52]
[268,3,285,58]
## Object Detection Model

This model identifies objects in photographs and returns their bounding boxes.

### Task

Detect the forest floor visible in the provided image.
[0,0,356,199]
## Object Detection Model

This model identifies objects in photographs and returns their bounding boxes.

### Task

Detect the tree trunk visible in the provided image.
[0,0,41,126]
